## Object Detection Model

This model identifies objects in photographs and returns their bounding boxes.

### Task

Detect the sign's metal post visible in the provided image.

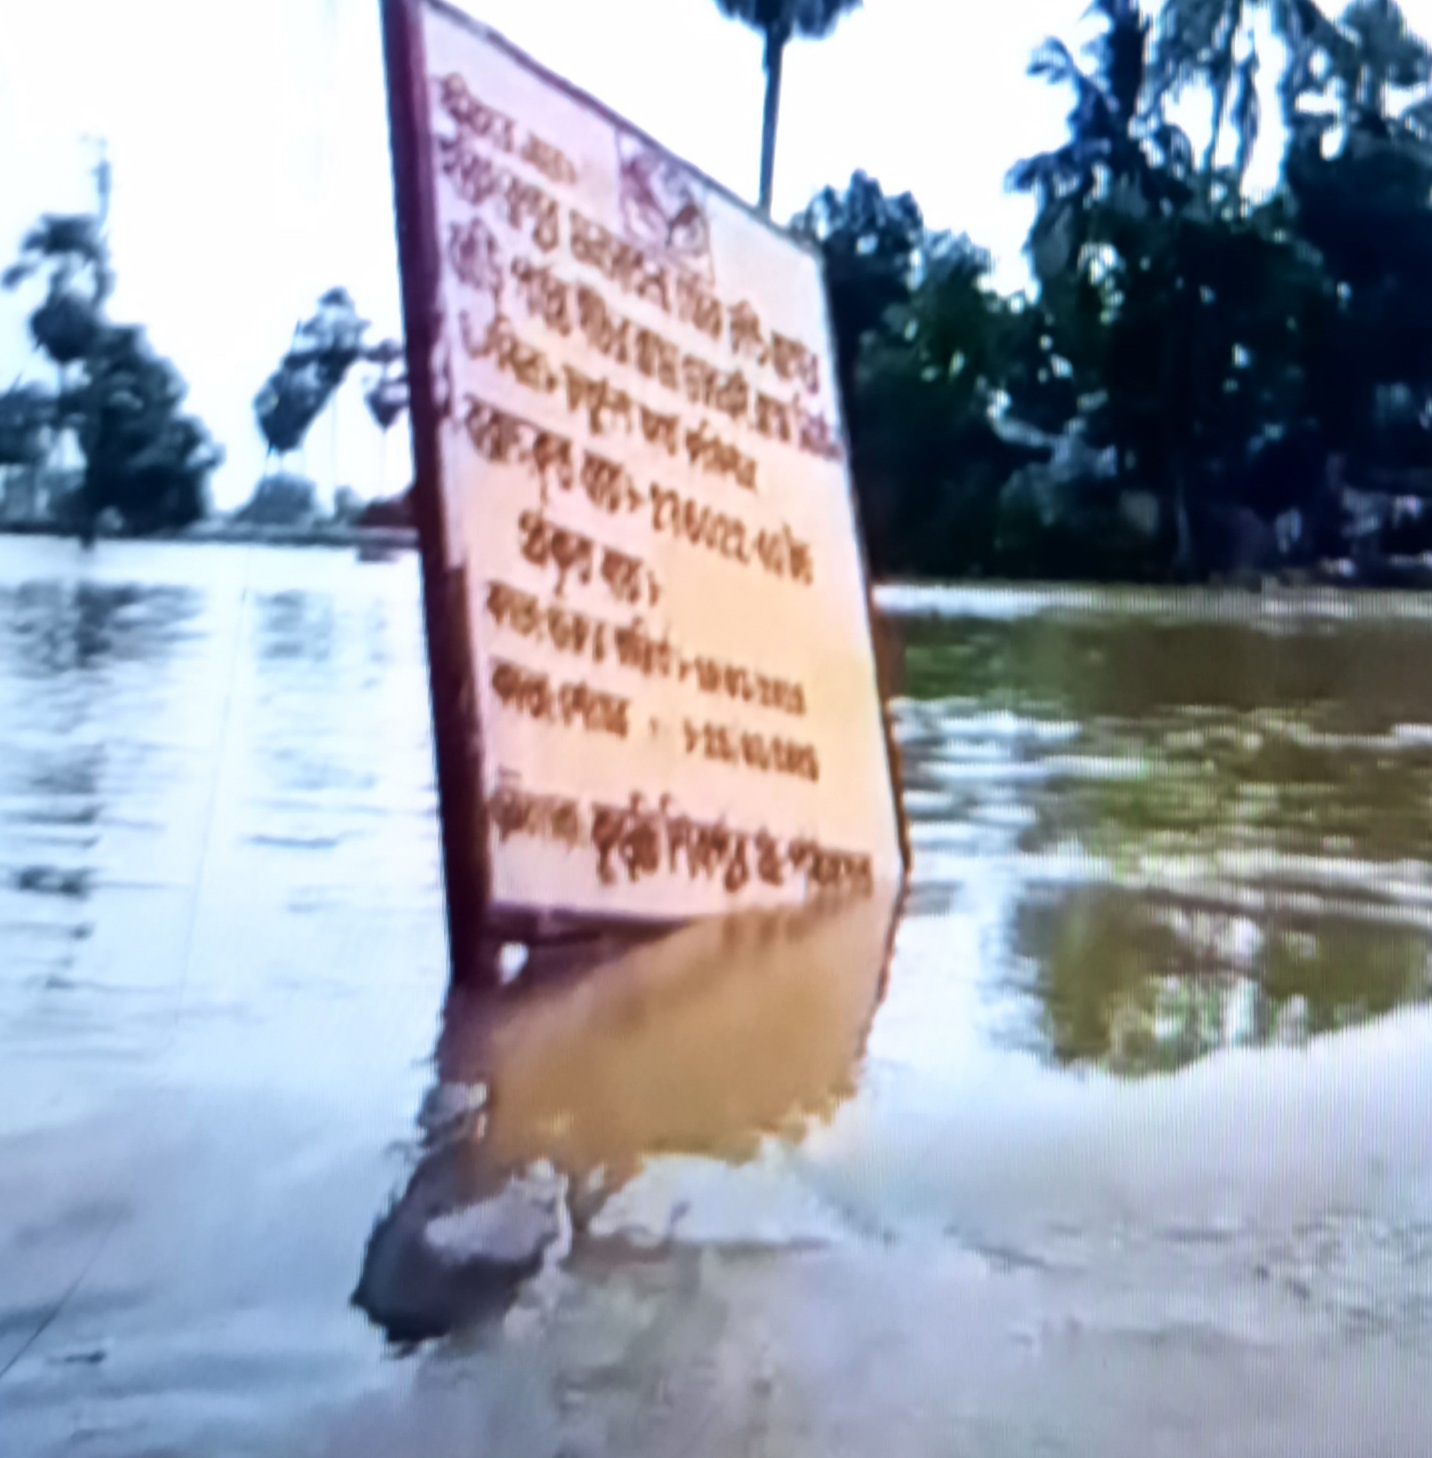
[382,0,494,979]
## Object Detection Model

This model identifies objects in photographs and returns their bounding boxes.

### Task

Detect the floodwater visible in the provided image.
[4,541,1432,1456]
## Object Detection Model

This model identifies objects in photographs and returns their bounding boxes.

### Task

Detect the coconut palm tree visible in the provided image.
[1336,0,1432,120]
[1151,0,1361,169]
[1008,0,1197,281]
[1153,0,1267,172]
[2,145,115,493]
[711,0,863,214]
[3,145,114,366]
[254,288,371,477]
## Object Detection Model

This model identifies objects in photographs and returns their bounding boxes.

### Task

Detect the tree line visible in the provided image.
[786,0,1432,581]
[0,153,222,541]
[7,0,1432,582]
[0,152,406,539]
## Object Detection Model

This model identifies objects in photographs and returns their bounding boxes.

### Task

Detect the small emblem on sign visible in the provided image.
[615,133,713,282]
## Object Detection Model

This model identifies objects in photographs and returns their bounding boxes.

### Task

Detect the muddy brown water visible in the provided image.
[3,540,1432,1456]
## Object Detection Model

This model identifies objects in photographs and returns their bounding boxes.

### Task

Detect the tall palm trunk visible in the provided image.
[1201,6,1242,179]
[759,29,787,215]
[1203,72,1231,176]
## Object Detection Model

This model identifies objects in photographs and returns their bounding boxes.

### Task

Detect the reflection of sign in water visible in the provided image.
[382,0,906,954]
[352,892,899,1340]
[616,133,714,283]
[451,887,900,1179]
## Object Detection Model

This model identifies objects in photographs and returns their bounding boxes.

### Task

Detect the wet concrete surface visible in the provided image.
[4,540,1432,1455]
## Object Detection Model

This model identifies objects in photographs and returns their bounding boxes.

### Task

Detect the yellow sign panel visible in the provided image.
[385,0,904,939]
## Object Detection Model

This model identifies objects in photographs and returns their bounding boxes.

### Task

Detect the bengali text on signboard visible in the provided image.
[388,0,905,930]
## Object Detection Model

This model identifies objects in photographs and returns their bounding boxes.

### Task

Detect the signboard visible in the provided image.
[382,0,906,953]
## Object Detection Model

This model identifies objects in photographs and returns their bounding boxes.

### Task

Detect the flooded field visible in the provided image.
[4,539,1432,1456]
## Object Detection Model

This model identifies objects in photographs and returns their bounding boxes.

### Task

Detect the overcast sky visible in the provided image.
[2,0,1412,510]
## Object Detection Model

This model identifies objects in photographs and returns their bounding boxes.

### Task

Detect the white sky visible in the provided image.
[3,0,1427,510]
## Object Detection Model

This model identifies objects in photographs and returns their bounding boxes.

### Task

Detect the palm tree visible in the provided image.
[1008,0,1196,280]
[1336,0,1432,120]
[711,0,863,214]
[1152,0,1263,172]
[1151,0,1365,166]
[3,145,115,487]
[791,171,926,409]
[254,288,371,482]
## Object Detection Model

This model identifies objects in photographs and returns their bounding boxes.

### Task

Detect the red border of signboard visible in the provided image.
[380,0,910,979]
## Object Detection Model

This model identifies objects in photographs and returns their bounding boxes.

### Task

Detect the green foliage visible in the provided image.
[3,179,220,538]
[67,325,222,532]
[234,471,319,526]
[792,171,926,412]
[1,213,114,311]
[0,383,57,469]
[254,290,399,456]
[798,0,1432,581]
[30,293,104,366]
[253,361,331,458]
[795,175,1043,573]
[363,338,408,432]
[1082,197,1335,522]
[852,237,1041,575]
[4,212,114,370]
